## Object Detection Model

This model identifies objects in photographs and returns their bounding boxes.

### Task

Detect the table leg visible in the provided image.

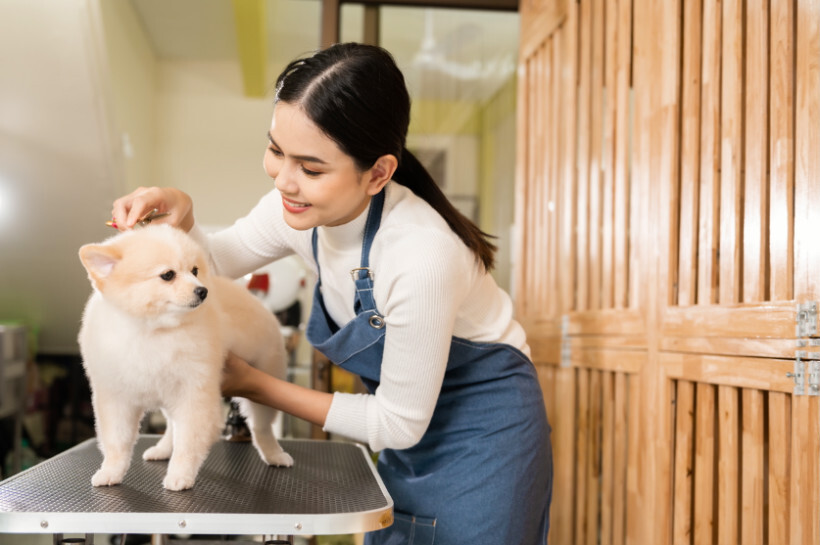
[52,535,94,544]
[264,535,293,544]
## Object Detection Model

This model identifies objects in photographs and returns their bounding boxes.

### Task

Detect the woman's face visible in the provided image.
[264,102,376,230]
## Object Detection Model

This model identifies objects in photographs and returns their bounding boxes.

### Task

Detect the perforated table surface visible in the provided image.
[0,436,393,536]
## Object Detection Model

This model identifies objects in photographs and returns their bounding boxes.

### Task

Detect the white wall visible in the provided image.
[153,60,275,225]
[0,0,282,353]
[0,0,122,353]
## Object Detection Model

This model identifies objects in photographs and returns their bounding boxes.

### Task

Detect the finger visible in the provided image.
[111,187,159,230]
[124,190,159,228]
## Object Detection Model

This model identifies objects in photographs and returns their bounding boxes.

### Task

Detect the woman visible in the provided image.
[112,42,552,544]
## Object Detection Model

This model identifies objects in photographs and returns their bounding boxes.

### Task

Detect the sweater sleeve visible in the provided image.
[322,226,475,452]
[190,189,313,279]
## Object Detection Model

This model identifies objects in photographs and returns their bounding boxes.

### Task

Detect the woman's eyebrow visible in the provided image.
[268,132,328,164]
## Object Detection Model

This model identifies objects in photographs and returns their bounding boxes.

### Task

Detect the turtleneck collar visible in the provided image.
[317,195,372,252]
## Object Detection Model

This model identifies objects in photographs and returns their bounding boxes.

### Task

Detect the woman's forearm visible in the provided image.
[231,360,333,428]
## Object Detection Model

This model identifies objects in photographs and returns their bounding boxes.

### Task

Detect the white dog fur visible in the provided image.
[78,224,292,491]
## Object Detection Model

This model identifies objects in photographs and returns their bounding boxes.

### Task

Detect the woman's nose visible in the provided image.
[274,161,298,193]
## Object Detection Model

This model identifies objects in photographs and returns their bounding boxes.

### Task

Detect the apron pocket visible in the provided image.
[393,511,436,544]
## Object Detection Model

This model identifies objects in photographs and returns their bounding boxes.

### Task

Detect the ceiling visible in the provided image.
[128,0,520,101]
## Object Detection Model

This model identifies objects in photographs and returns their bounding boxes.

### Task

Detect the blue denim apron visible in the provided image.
[306,191,553,544]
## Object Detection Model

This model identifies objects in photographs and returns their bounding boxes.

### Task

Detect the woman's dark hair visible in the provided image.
[274,42,497,271]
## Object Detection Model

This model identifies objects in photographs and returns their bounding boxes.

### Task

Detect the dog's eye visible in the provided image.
[160,270,176,282]
[191,267,199,277]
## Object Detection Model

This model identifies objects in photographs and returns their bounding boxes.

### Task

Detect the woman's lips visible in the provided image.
[282,196,311,214]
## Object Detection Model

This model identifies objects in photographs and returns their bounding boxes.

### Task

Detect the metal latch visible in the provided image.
[796,301,818,337]
[788,358,820,397]
[790,302,820,396]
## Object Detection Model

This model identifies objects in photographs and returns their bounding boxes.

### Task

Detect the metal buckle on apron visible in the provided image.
[369,314,386,329]
[350,267,374,281]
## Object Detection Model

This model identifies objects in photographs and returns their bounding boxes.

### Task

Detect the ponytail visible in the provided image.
[393,147,497,271]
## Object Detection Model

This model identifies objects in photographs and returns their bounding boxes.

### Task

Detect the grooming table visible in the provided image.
[0,435,393,539]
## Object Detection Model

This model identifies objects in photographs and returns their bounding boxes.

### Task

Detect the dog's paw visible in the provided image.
[91,468,124,487]
[263,450,294,467]
[162,472,196,491]
[143,444,172,461]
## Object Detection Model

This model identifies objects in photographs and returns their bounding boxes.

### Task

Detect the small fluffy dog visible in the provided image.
[78,224,292,491]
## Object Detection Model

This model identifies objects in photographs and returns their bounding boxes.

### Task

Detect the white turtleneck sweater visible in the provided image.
[190,182,529,452]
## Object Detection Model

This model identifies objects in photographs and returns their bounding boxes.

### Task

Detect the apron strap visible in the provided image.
[311,189,386,316]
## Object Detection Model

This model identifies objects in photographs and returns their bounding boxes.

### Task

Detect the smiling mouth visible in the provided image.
[282,196,311,212]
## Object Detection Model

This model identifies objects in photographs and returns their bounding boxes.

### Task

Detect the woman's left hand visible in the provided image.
[221,352,255,398]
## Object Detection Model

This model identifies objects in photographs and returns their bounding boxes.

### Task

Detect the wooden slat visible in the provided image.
[661,336,796,360]
[663,302,796,339]
[524,49,537,315]
[769,0,795,302]
[586,370,602,545]
[571,335,647,351]
[601,0,618,311]
[588,0,605,311]
[534,45,548,313]
[628,0,648,313]
[768,391,791,545]
[789,396,820,545]
[567,308,646,336]
[576,0,592,312]
[717,385,739,545]
[625,373,641,543]
[740,389,764,545]
[794,0,820,302]
[520,316,562,364]
[571,348,645,374]
[612,371,628,545]
[514,53,531,316]
[678,0,702,308]
[719,0,744,305]
[560,1,579,314]
[575,368,590,545]
[613,0,633,310]
[672,380,695,545]
[548,37,562,318]
[600,371,615,545]
[693,382,716,545]
[698,0,722,306]
[551,366,577,545]
[662,354,794,394]
[742,0,770,304]
[659,0,682,309]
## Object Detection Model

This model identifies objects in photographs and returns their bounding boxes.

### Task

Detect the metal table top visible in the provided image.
[0,435,393,536]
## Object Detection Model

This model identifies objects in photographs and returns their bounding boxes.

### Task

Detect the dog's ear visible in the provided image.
[79,244,122,289]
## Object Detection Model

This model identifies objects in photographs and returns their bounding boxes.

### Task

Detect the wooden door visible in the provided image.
[515,1,820,544]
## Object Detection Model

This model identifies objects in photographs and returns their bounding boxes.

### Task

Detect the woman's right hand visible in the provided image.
[110,186,194,232]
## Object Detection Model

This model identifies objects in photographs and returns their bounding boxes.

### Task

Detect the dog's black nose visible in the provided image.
[194,287,208,301]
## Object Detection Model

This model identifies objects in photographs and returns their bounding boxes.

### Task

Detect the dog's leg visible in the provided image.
[143,410,174,460]
[91,392,142,487]
[237,398,293,467]
[162,395,222,491]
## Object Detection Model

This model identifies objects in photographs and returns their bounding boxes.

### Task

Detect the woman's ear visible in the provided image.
[365,154,399,195]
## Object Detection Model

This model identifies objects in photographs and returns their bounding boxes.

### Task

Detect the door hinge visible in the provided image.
[790,301,820,396]
[560,315,571,368]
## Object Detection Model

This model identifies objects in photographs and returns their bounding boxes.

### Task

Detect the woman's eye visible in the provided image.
[301,165,321,177]
[160,270,176,282]
[191,267,199,277]
[268,147,283,157]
